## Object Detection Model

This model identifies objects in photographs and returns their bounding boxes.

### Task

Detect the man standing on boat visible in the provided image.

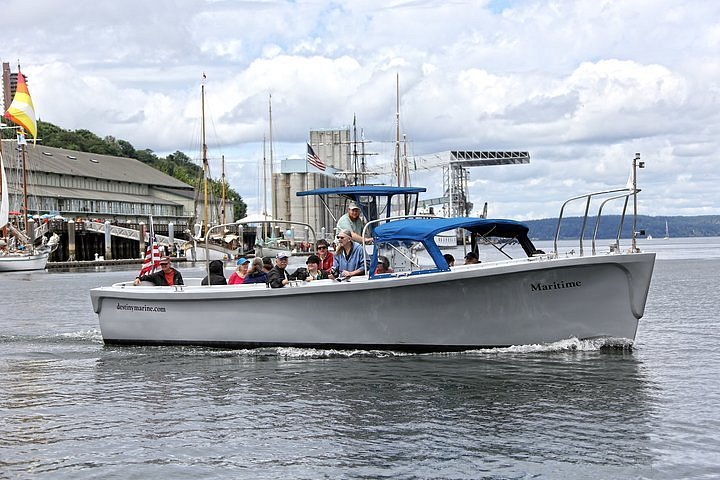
[336,202,372,244]
[331,229,366,279]
[268,251,291,288]
[133,256,184,286]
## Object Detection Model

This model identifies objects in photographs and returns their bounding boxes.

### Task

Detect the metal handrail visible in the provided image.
[553,187,636,255]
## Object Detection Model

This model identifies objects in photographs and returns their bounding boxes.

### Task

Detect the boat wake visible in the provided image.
[220,337,634,359]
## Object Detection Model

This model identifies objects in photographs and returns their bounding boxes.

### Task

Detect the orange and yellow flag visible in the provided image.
[3,67,37,140]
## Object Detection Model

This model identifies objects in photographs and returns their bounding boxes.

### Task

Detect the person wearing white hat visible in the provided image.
[335,201,372,244]
[267,251,292,288]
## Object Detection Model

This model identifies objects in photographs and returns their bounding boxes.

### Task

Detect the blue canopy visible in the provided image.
[373,217,530,244]
[297,186,426,197]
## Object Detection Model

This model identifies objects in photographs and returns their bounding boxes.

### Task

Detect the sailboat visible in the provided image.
[0,66,57,272]
[663,220,670,240]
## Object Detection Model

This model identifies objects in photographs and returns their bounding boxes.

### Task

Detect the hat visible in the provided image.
[464,252,478,260]
[159,256,170,264]
[275,251,290,259]
[236,257,249,265]
[348,201,360,210]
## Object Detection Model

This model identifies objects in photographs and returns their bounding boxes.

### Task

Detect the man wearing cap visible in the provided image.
[267,251,291,288]
[134,256,184,286]
[336,202,372,244]
[228,257,250,285]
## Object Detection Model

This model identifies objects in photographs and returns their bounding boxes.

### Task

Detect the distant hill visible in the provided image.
[523,215,720,240]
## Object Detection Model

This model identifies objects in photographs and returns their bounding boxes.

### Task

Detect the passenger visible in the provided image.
[375,255,394,274]
[228,257,250,285]
[331,229,366,279]
[268,251,291,288]
[316,238,334,275]
[464,251,480,265]
[443,253,455,267]
[201,259,227,285]
[303,254,328,282]
[336,202,372,244]
[262,256,273,273]
[134,256,184,286]
[243,258,269,285]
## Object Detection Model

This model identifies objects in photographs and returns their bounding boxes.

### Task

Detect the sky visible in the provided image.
[3,0,719,220]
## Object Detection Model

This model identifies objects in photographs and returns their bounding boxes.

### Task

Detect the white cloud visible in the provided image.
[3,0,720,218]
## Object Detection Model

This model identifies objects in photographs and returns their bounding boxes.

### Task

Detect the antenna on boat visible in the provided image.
[631,152,644,253]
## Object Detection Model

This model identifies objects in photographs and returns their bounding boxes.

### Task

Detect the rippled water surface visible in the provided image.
[1,238,719,479]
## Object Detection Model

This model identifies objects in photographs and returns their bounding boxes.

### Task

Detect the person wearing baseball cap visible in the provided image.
[335,201,372,244]
[228,257,250,285]
[134,256,184,286]
[267,251,291,288]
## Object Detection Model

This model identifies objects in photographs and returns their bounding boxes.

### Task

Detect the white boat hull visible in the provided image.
[0,251,49,272]
[91,252,655,351]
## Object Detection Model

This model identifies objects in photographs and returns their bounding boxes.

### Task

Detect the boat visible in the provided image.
[90,162,655,351]
[1,67,58,272]
[663,220,669,240]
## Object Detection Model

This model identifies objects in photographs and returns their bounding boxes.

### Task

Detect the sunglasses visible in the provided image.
[317,246,328,250]
[337,236,347,240]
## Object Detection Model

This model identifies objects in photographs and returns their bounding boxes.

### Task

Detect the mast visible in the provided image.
[268,94,275,220]
[201,79,209,237]
[262,134,268,239]
[394,73,401,188]
[20,134,29,233]
[221,154,226,225]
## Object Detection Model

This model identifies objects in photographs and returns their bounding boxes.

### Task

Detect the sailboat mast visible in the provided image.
[262,134,268,239]
[20,135,29,233]
[201,81,209,236]
[395,73,401,188]
[268,94,275,220]
[221,154,226,225]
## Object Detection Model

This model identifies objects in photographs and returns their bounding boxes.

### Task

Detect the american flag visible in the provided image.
[307,143,326,171]
[138,238,161,276]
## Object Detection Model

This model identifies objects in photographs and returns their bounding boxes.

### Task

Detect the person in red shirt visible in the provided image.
[134,256,184,286]
[316,238,334,275]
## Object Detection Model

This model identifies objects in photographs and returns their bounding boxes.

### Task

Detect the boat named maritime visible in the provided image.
[90,158,655,351]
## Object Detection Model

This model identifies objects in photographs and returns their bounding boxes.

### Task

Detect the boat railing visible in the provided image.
[553,187,637,256]
[204,219,317,284]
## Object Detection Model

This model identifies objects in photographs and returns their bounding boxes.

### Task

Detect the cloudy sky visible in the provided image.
[4,0,719,220]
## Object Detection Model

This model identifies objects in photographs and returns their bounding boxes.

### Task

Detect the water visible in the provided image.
[1,238,719,479]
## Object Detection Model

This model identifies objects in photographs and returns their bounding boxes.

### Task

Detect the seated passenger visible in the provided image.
[268,252,291,288]
[262,256,273,273]
[228,257,249,285]
[464,251,480,265]
[134,256,184,286]
[331,229,366,279]
[302,254,328,282]
[201,259,227,285]
[316,238,334,275]
[375,255,394,274]
[243,258,269,284]
[443,253,455,267]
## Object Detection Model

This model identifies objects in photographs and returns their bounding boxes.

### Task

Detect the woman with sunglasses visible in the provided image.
[315,238,334,275]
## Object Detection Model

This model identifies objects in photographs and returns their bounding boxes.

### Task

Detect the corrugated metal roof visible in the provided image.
[1,141,193,190]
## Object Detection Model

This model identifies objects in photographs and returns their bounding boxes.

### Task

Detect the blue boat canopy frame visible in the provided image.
[368,217,540,278]
[298,186,427,224]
